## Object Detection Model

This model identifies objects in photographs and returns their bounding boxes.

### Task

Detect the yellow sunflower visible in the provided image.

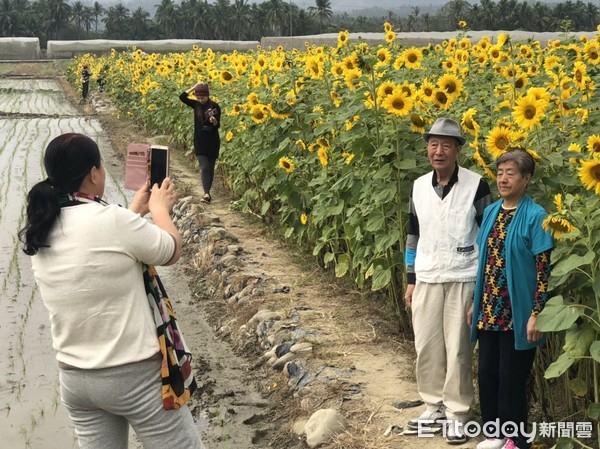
[459,20,467,28]
[583,40,600,65]
[376,47,392,67]
[402,48,423,69]
[586,134,600,156]
[247,92,259,105]
[514,74,529,90]
[461,108,481,137]
[543,55,562,73]
[473,148,487,168]
[331,63,345,77]
[399,81,417,98]
[475,52,489,66]
[381,88,414,117]
[300,213,308,225]
[437,73,463,100]
[278,157,295,174]
[385,30,396,44]
[542,215,576,239]
[383,21,393,32]
[317,147,328,166]
[433,89,452,110]
[342,53,358,71]
[512,94,546,130]
[553,193,563,212]
[486,126,513,158]
[488,45,503,63]
[344,68,363,90]
[419,79,436,102]
[579,159,600,194]
[442,59,456,72]
[220,70,234,84]
[392,55,404,70]
[330,90,342,108]
[250,104,268,124]
[409,113,427,133]
[337,30,349,48]
[305,57,324,79]
[225,131,234,142]
[377,81,397,103]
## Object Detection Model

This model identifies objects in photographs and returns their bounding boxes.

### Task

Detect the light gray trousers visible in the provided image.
[59,358,206,449]
[412,281,475,422]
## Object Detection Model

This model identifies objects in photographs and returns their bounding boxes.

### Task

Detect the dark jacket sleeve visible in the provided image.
[179,91,196,108]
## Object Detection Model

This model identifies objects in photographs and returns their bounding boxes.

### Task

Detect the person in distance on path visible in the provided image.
[179,82,221,204]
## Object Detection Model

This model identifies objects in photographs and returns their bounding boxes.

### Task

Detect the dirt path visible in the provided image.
[0,62,480,449]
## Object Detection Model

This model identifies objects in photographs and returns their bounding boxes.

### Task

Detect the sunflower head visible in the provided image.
[250,104,269,124]
[542,214,576,239]
[579,159,600,194]
[409,114,427,133]
[337,30,349,47]
[381,88,414,117]
[278,156,295,174]
[586,135,600,155]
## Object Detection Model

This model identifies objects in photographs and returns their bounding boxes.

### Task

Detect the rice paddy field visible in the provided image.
[0,76,128,448]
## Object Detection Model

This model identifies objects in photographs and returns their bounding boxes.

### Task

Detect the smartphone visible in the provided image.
[149,145,169,187]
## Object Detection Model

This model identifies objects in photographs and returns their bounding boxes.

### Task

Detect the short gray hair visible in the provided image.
[496,148,535,177]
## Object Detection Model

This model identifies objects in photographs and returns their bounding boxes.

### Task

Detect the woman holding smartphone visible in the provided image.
[19,133,205,449]
[179,82,221,204]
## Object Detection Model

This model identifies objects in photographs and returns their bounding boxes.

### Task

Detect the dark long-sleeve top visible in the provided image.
[179,92,221,158]
[405,164,492,284]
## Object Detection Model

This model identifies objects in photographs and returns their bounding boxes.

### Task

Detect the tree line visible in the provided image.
[0,0,598,47]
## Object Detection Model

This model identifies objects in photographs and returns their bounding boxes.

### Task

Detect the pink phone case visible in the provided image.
[124,143,151,191]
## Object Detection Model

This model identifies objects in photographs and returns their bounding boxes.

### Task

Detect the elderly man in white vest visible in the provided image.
[403,118,492,444]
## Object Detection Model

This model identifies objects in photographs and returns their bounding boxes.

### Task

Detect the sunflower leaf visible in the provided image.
[371,265,392,291]
[544,352,575,379]
[536,295,583,332]
[551,251,595,277]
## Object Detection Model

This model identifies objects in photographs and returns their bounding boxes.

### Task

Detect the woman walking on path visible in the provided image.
[19,133,205,449]
[469,149,554,449]
[179,82,221,204]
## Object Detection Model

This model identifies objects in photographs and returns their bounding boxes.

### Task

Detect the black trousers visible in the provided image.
[82,81,89,99]
[196,155,217,195]
[478,330,536,449]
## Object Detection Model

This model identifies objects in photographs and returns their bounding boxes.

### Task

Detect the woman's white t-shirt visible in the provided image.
[32,202,175,369]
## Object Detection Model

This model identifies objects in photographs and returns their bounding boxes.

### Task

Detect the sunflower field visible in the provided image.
[68,23,600,446]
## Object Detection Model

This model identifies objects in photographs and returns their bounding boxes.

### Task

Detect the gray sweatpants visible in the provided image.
[59,358,205,449]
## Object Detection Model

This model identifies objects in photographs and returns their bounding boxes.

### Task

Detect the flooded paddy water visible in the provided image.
[0,78,126,448]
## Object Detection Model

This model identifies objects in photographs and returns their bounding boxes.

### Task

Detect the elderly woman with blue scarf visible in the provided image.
[468,149,554,449]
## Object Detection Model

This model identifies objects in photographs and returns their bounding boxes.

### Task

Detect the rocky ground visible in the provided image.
[14,61,483,449]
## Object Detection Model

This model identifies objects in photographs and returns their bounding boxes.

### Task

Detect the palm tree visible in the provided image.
[231,0,250,40]
[130,6,150,39]
[82,6,94,36]
[103,2,129,39]
[308,0,332,34]
[71,1,85,39]
[265,0,284,36]
[45,0,71,40]
[179,0,208,39]
[0,0,17,36]
[92,1,104,33]
[211,0,231,39]
[154,0,176,38]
